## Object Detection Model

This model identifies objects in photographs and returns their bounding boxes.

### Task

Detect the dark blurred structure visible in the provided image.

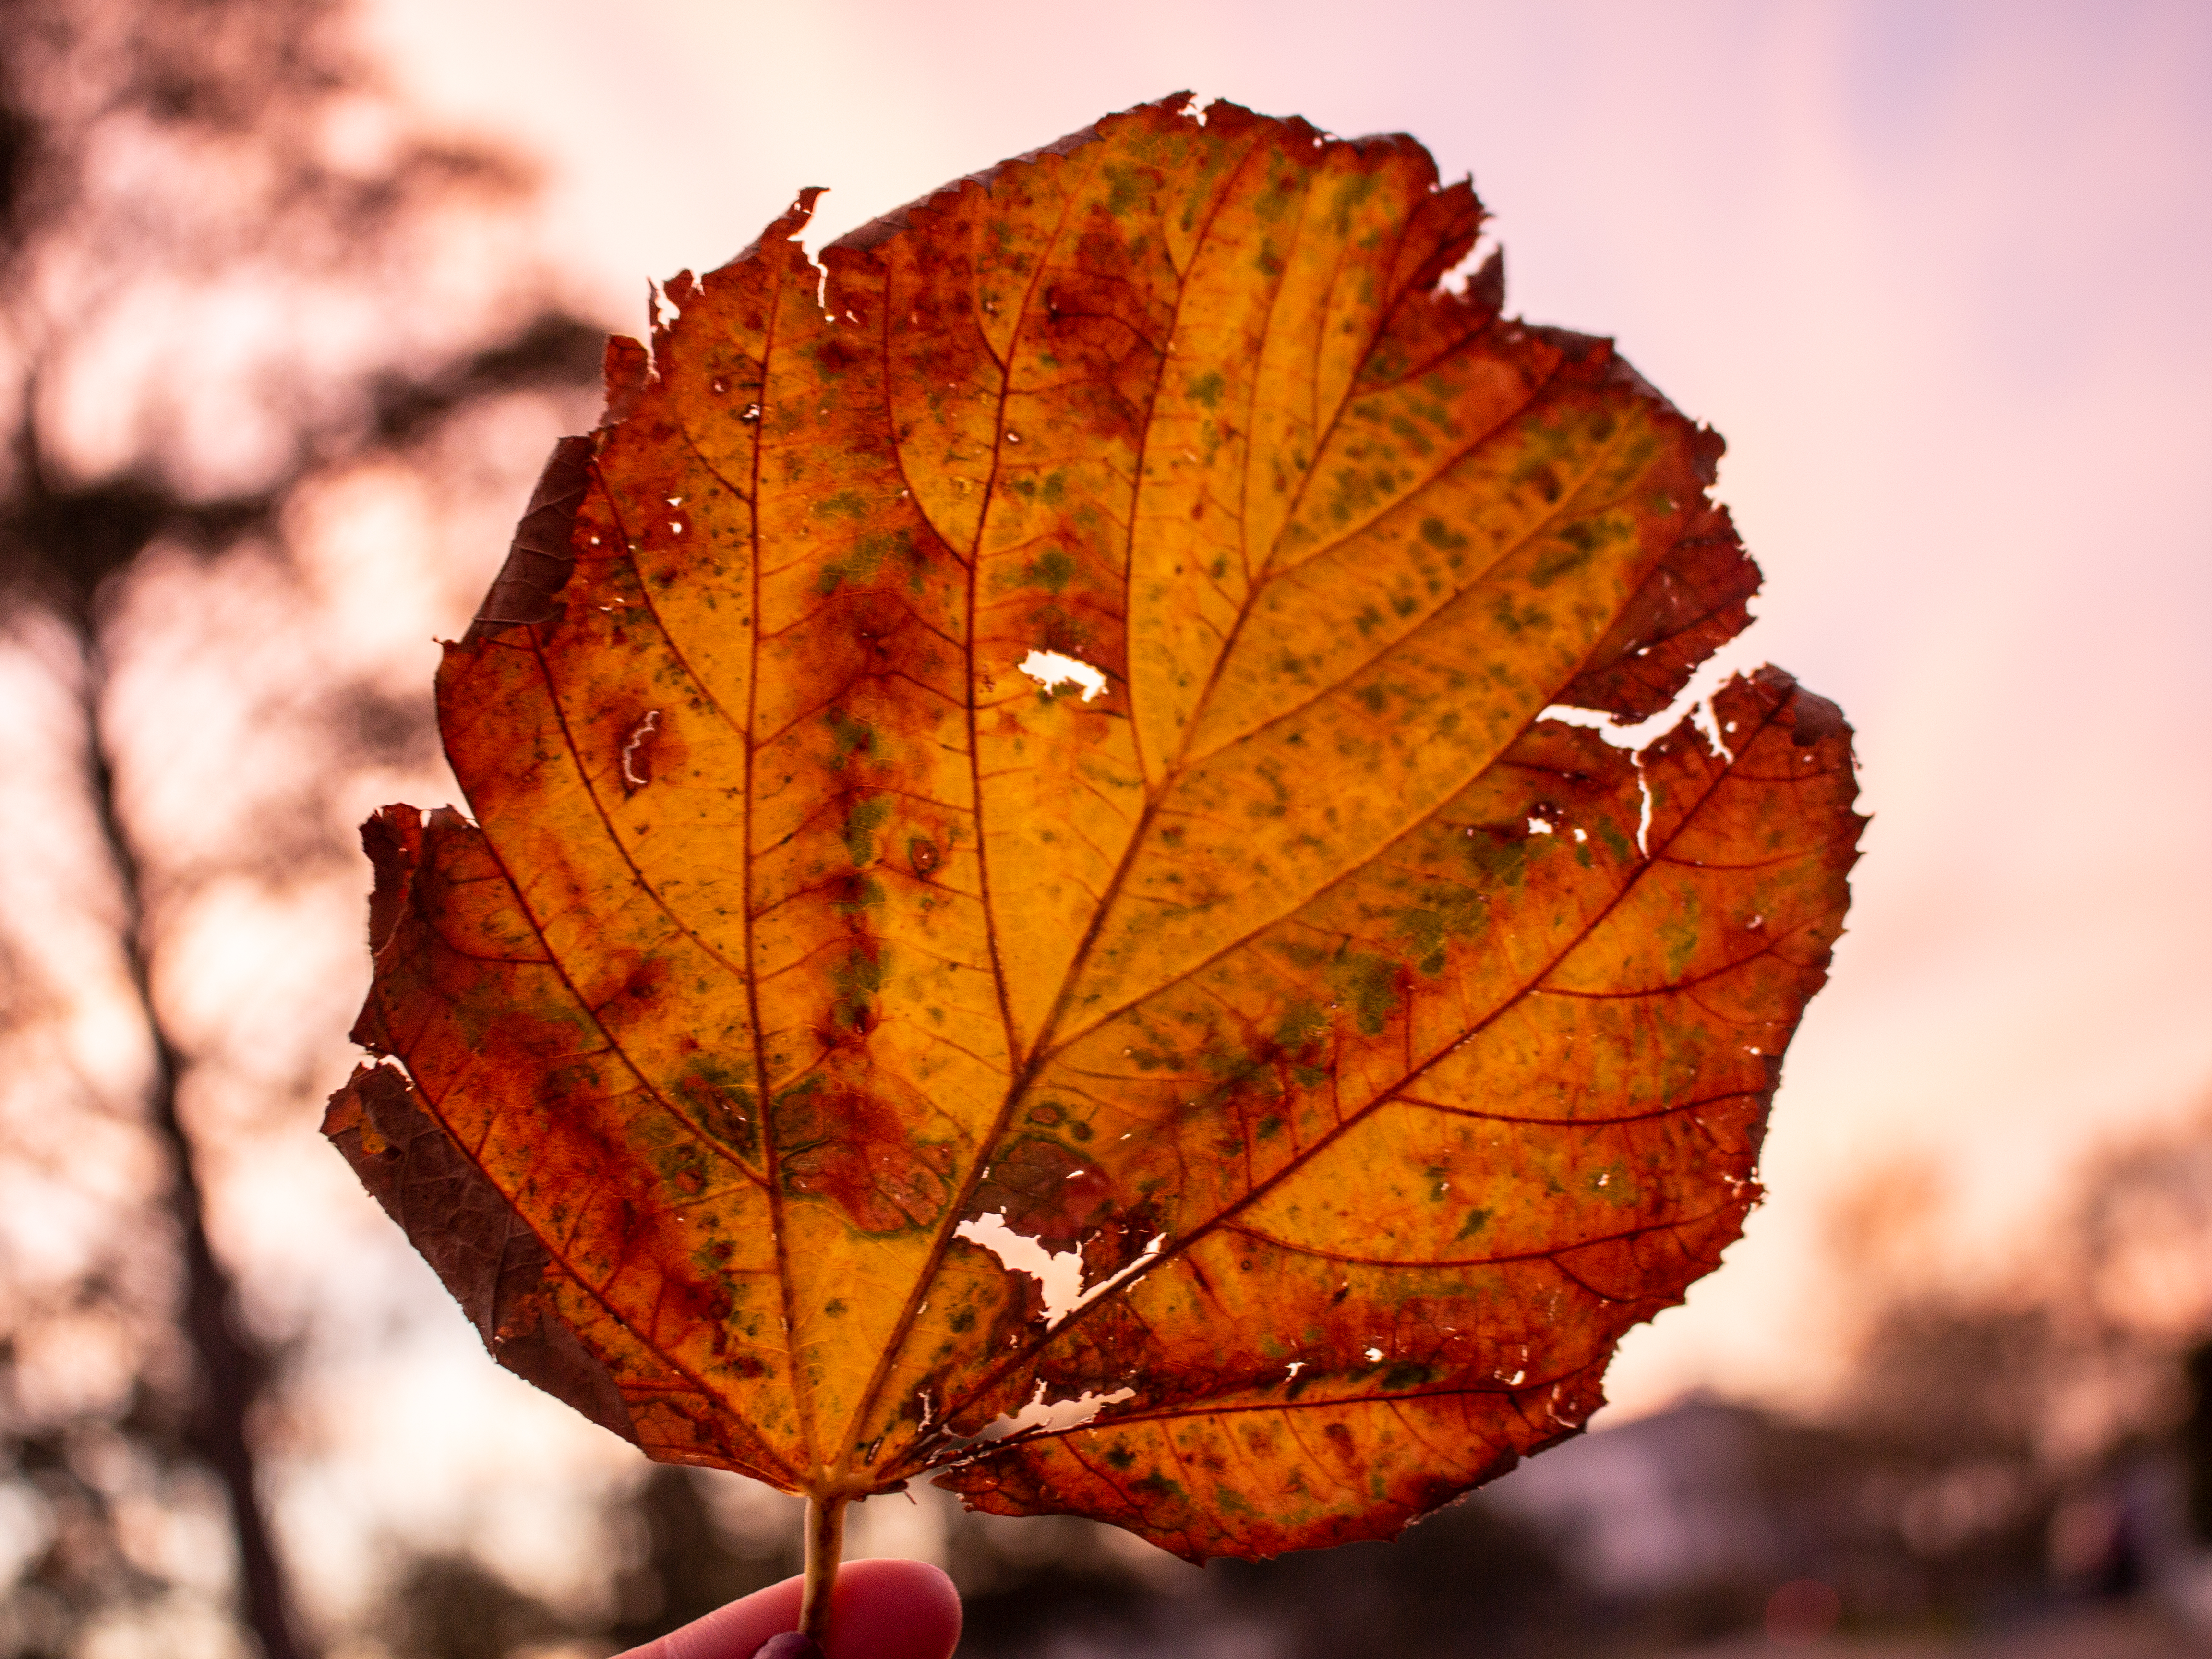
[1204,1487,1574,1659]
[1490,1392,2051,1645]
[2183,1341,2212,1548]
[362,1465,801,1657]
[943,1503,1175,1659]
[606,1467,802,1649]
[0,0,600,1654]
[374,1553,566,1659]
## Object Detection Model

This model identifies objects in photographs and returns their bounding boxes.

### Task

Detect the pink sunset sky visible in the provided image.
[107,0,2196,1620]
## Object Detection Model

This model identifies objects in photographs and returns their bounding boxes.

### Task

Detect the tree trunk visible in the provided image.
[73,630,316,1659]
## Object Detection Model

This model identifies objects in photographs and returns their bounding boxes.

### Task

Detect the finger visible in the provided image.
[620,1557,962,1659]
[809,1558,963,1659]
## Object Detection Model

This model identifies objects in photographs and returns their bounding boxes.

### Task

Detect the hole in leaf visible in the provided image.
[1016,649,1107,702]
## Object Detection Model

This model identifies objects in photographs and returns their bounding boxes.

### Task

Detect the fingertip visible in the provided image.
[619,1558,961,1659]
[823,1558,962,1659]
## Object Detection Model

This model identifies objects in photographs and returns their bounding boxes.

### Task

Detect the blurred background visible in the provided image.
[1,0,2207,1654]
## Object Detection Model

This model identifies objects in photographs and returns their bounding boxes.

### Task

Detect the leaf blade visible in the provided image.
[332,96,1862,1559]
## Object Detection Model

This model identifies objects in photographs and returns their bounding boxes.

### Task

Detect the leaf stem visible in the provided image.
[799,1493,849,1647]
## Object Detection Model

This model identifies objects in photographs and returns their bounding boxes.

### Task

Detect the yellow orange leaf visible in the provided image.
[327,95,1861,1565]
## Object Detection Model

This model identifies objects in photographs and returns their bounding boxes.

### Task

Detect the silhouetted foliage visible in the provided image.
[2184,1340,2212,1546]
[377,1554,565,1659]
[608,1467,801,1649]
[1210,1494,1574,1659]
[941,1506,1164,1659]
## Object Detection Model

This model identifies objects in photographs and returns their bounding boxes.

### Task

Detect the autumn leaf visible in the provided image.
[325,93,1860,1606]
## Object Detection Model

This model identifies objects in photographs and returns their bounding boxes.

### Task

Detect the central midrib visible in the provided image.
[739,271,821,1487]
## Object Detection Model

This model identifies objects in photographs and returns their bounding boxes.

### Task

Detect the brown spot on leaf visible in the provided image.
[772,1061,955,1236]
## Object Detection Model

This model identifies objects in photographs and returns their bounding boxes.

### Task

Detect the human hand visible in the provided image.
[612,1557,962,1659]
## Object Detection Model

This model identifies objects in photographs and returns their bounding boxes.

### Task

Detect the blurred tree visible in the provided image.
[940,1503,1166,1659]
[1805,1098,2212,1623]
[605,1467,800,1649]
[0,0,602,1653]
[375,1553,566,1659]
[2184,1341,2212,1546]
[1828,1296,2072,1616]
[1209,1493,1573,1659]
